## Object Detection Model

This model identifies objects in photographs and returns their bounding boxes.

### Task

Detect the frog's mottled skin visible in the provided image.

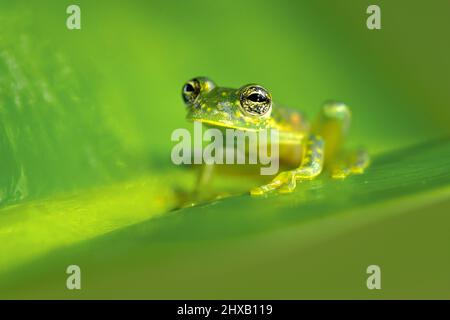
[181,77,369,196]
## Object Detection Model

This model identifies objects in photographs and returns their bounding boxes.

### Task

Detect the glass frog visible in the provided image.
[181,77,369,197]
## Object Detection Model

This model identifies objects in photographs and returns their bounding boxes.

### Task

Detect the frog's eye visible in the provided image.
[182,79,201,105]
[182,77,216,105]
[239,85,272,116]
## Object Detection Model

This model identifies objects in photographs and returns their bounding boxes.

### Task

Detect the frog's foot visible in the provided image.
[251,134,324,196]
[250,171,297,196]
[331,149,370,179]
[250,166,323,196]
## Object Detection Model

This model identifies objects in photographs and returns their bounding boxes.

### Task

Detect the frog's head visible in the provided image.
[181,77,274,131]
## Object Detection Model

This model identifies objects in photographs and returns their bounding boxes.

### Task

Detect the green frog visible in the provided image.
[181,77,369,196]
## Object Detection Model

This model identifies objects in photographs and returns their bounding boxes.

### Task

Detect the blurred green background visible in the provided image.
[0,0,449,299]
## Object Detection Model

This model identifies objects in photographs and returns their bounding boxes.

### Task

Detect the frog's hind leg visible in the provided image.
[312,101,351,162]
[312,101,369,178]
[250,134,324,196]
[250,101,369,196]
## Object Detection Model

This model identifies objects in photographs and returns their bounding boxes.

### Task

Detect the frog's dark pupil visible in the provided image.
[247,93,266,103]
[184,83,195,93]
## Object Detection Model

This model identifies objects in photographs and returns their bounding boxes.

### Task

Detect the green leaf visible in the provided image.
[1,1,450,299]
[0,139,449,298]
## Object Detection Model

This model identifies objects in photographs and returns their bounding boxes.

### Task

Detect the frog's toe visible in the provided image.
[331,149,370,179]
[278,172,297,193]
[278,181,297,193]
[331,168,351,179]
[250,171,297,196]
[250,187,265,196]
[250,182,281,196]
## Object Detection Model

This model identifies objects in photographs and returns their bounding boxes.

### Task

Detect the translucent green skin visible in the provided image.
[182,77,369,196]
[185,78,308,145]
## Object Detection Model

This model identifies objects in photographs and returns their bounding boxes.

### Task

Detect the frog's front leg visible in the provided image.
[194,162,214,198]
[174,163,215,208]
[250,134,324,196]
